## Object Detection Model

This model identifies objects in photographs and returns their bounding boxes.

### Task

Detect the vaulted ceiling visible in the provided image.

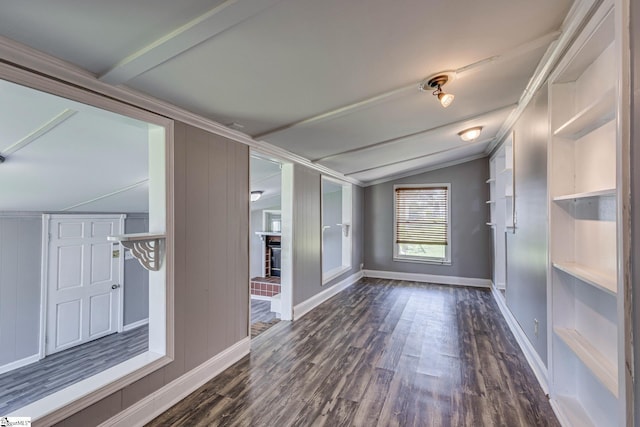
[0,0,574,185]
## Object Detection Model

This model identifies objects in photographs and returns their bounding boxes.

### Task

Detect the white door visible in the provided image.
[45,214,125,355]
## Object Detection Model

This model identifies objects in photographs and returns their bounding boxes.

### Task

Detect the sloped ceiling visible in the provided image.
[0,80,150,212]
[0,0,574,185]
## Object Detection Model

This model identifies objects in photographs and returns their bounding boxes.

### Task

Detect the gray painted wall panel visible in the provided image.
[363,158,491,279]
[55,121,250,426]
[293,166,364,305]
[123,216,149,326]
[505,86,549,364]
[0,216,41,366]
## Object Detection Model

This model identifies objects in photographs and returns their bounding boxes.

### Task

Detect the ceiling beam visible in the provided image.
[312,103,515,163]
[1,109,76,156]
[99,0,283,85]
[62,179,148,211]
[344,138,494,176]
[254,30,561,140]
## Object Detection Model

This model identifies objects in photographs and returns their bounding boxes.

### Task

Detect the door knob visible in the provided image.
[111,284,121,289]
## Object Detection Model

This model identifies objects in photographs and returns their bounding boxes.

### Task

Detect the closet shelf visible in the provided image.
[554,327,618,397]
[553,89,615,139]
[553,262,616,295]
[553,188,616,201]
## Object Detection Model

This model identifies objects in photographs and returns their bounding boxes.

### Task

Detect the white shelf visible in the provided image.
[107,232,165,242]
[553,188,616,201]
[554,327,618,397]
[486,200,495,204]
[486,178,496,183]
[486,222,496,226]
[554,395,596,427]
[552,262,616,295]
[553,89,615,140]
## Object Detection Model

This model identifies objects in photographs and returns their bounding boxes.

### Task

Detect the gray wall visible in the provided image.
[363,158,491,279]
[55,121,250,426]
[504,85,549,365]
[292,165,364,305]
[123,215,149,326]
[0,214,41,367]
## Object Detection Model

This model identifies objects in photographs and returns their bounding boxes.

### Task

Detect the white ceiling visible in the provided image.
[0,80,150,212]
[0,0,574,185]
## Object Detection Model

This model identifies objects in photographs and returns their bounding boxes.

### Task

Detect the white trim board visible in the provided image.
[293,271,363,320]
[363,269,491,288]
[123,318,149,332]
[0,354,39,376]
[490,284,549,395]
[98,337,250,427]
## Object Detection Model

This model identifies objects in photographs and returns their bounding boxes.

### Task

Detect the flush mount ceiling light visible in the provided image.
[458,126,483,142]
[420,74,455,108]
[250,191,263,202]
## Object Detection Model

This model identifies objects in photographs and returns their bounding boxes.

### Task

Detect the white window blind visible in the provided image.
[395,186,448,245]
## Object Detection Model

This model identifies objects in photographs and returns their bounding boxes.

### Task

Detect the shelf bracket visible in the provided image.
[108,233,165,272]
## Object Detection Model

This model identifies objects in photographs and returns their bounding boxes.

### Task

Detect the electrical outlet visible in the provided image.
[534,318,539,337]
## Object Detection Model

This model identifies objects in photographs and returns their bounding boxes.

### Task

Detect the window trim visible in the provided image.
[393,183,451,265]
[321,176,353,284]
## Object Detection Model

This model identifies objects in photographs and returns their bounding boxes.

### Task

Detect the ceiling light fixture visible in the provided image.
[0,155,5,163]
[420,74,455,108]
[250,191,263,202]
[458,126,483,142]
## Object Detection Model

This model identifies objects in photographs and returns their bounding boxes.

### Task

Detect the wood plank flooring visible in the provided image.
[251,299,280,338]
[0,325,148,415]
[149,279,559,426]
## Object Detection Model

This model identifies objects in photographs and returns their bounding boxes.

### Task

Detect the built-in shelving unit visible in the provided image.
[107,233,165,271]
[547,1,627,425]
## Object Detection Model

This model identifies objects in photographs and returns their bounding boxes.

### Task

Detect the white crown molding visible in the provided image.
[486,0,603,155]
[0,36,362,187]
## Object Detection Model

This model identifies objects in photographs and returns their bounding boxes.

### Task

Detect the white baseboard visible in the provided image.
[123,318,149,332]
[363,269,491,288]
[99,337,251,427]
[0,354,39,375]
[293,270,363,320]
[490,284,549,394]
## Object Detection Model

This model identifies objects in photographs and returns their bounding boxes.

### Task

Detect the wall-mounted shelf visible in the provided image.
[553,262,616,295]
[554,327,618,397]
[486,222,496,227]
[553,188,616,201]
[553,89,615,140]
[108,233,165,271]
[486,178,496,183]
[486,200,495,204]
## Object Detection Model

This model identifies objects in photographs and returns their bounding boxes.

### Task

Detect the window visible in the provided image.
[394,184,451,264]
[322,177,352,283]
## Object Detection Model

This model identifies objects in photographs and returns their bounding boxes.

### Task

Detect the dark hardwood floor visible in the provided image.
[149,279,559,426]
[0,325,148,415]
[251,299,280,338]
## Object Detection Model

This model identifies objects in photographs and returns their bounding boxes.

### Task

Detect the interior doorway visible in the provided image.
[249,152,293,337]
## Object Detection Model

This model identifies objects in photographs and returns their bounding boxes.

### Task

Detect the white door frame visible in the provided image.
[39,213,126,359]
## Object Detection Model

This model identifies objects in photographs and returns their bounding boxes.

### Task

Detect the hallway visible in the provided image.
[148,279,557,426]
